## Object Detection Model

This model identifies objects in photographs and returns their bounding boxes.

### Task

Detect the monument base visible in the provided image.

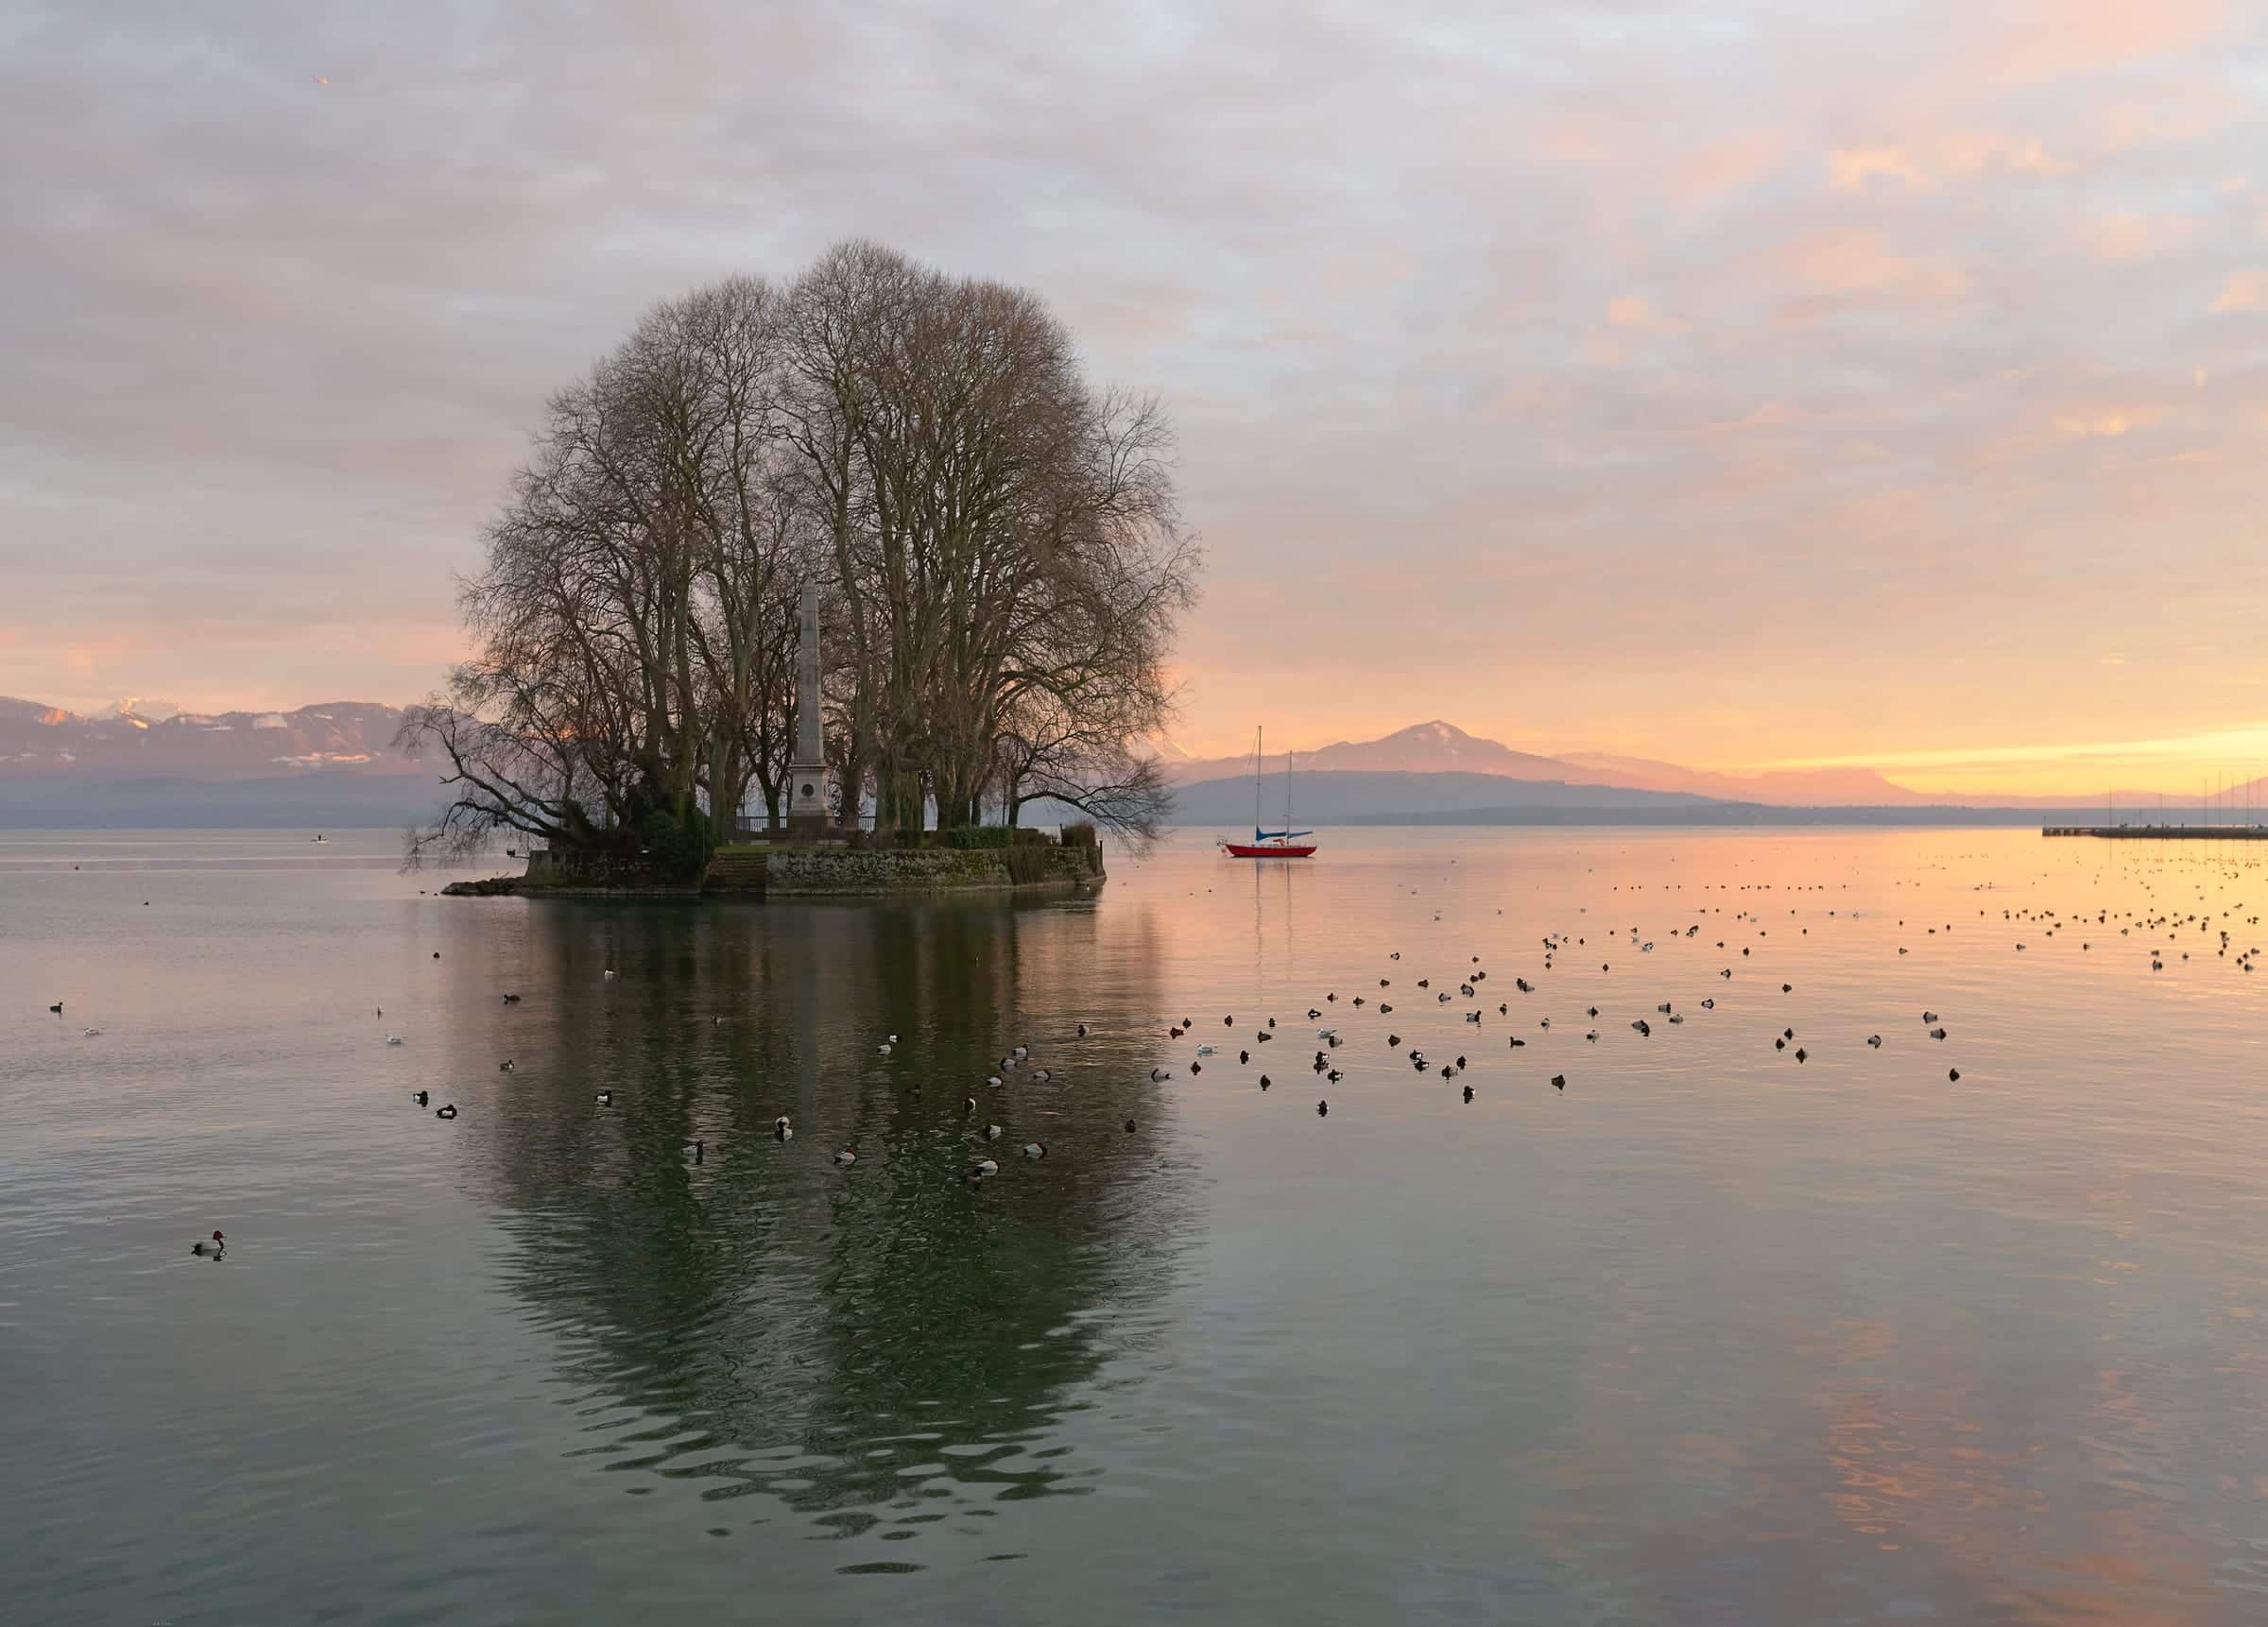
[785,761,832,838]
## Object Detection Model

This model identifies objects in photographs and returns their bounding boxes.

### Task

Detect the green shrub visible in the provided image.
[641,806,714,880]
[1062,820,1099,848]
[1010,826,1053,848]
[1003,844,1051,884]
[932,826,1010,849]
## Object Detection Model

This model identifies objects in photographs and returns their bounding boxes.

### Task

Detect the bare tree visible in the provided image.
[404,242,1198,867]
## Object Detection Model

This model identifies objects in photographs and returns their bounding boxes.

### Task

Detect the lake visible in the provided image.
[4,826,2265,1625]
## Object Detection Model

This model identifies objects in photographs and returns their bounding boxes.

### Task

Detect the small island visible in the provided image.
[405,241,1196,899]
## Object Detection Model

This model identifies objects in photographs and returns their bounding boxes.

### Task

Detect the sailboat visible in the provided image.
[1222,728,1316,859]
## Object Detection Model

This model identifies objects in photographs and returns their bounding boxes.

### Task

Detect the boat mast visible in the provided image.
[1254,726,1263,839]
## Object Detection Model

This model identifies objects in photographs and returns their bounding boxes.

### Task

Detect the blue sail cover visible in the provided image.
[1255,827,1314,842]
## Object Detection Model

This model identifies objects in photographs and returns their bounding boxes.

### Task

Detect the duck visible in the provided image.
[985,1123,1004,1140]
[414,1089,429,1106]
[436,1104,458,1120]
[498,1059,514,1071]
[1022,1142,1046,1160]
[1259,1075,1272,1089]
[1315,1100,1329,1117]
[686,1140,704,1165]
[1124,1119,1137,1133]
[81,1027,102,1037]
[1010,1044,1028,1061]
[1195,1043,1216,1055]
[1462,1084,1474,1103]
[595,1090,613,1106]
[1866,1035,1882,1048]
[48,1002,62,1015]
[1076,1023,1090,1038]
[1929,1027,1948,1040]
[833,1147,857,1167]
[877,1042,893,1056]
[986,1072,1004,1088]
[384,1035,404,1046]
[191,1230,225,1256]
[1149,1067,1171,1082]
[603,968,615,980]
[1551,1074,1567,1091]
[969,1157,999,1179]
[962,1096,977,1117]
[1948,1068,1961,1082]
[1030,1069,1053,1083]
[502,993,521,1004]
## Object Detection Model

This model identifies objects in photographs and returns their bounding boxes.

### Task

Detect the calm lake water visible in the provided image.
[4,826,2266,1625]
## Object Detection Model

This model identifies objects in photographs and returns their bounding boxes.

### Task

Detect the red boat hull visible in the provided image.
[1223,843,1316,859]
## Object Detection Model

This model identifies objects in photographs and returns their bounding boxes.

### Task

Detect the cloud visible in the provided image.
[2077,212,2198,262]
[3,0,2266,782]
[1766,231,1970,317]
[2210,270,2268,311]
[1826,132,2073,194]
[1828,146,1934,192]
[2052,405,2167,437]
[1605,295,1684,334]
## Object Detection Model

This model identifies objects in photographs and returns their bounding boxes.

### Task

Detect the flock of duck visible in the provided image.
[112,843,2254,1254]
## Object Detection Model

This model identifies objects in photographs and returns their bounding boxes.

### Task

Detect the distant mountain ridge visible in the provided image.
[1164,720,1929,806]
[4,695,2261,826]
[0,697,420,779]
[1168,719,2268,811]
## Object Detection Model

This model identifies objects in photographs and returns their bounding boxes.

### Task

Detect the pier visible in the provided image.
[2043,825,2268,840]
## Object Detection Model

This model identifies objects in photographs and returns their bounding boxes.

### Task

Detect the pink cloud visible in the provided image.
[2077,212,2200,262]
[2210,270,2268,312]
[1963,0,2228,84]
[1828,146,1935,192]
[1767,230,1969,317]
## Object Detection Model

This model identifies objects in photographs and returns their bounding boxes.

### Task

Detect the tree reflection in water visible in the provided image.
[447,893,1190,1544]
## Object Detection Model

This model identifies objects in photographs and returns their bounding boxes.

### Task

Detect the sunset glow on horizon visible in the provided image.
[4,1,2263,799]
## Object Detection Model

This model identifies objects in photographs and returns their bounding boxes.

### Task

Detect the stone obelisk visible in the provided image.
[785,584,832,837]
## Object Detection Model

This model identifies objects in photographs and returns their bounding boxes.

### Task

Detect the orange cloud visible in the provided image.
[1605,294,1684,334]
[2052,405,2167,438]
[1771,230,1969,312]
[1828,146,1933,192]
[2077,212,2198,262]
[2210,270,2268,311]
[1967,0,2227,83]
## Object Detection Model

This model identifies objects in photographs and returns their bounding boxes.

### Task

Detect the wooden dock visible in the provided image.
[2043,825,2268,840]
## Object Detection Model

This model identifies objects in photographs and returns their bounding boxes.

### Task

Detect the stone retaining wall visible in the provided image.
[444,840,1105,899]
[751,843,1103,897]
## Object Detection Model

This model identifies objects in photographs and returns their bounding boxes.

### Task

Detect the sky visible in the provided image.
[3,1,2265,796]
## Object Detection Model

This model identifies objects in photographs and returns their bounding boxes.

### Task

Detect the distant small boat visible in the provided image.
[1223,728,1315,859]
[311,834,328,843]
